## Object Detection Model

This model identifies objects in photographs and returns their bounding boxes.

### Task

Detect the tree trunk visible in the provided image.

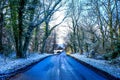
[9,0,21,58]
[41,21,49,53]
[18,0,25,58]
[118,18,120,42]
[34,27,39,52]
[108,0,114,49]
[72,19,77,53]
[0,12,3,53]
[23,26,34,56]
[22,0,37,56]
[41,37,47,53]
[76,27,83,54]
[52,31,56,52]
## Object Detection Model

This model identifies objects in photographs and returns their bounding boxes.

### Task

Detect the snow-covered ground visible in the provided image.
[70,53,120,78]
[0,53,52,75]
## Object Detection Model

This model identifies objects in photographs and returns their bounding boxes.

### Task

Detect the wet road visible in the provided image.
[9,52,107,80]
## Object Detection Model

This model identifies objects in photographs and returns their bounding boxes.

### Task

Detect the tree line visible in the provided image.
[0,0,120,59]
[0,0,66,58]
[66,0,120,59]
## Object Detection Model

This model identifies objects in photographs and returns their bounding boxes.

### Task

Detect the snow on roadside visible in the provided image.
[0,53,52,74]
[70,53,120,78]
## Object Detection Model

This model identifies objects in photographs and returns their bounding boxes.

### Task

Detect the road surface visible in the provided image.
[9,52,107,80]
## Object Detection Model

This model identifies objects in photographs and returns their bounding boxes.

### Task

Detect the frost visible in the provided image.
[70,53,120,78]
[0,53,51,74]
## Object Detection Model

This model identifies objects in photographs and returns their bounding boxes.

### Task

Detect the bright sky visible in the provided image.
[49,7,68,44]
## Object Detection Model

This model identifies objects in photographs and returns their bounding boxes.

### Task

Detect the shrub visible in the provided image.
[103,42,120,60]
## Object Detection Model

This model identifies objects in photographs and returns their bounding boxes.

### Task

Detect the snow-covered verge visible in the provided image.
[0,53,52,75]
[69,53,120,79]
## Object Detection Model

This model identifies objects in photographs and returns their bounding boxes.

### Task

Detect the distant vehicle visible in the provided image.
[53,43,65,54]
[54,50,63,54]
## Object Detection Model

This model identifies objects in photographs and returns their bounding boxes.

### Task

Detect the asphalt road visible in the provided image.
[9,52,107,80]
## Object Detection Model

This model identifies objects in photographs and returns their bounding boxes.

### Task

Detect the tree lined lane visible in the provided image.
[10,52,106,80]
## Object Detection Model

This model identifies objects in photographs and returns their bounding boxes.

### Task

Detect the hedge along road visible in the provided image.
[9,52,107,80]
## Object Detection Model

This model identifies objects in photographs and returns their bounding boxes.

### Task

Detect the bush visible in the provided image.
[103,42,120,60]
[103,52,113,60]
[111,42,120,58]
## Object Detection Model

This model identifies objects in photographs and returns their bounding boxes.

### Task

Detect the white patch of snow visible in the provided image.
[70,53,120,78]
[0,53,52,74]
